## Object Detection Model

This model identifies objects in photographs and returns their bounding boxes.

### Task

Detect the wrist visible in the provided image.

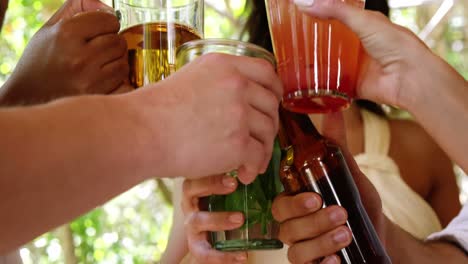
[121,84,180,179]
[399,45,463,115]
[397,42,433,111]
[107,92,163,180]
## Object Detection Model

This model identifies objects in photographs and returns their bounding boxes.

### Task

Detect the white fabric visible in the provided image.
[354,109,442,240]
[427,204,468,252]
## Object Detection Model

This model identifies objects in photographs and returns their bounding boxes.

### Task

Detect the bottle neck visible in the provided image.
[279,107,323,145]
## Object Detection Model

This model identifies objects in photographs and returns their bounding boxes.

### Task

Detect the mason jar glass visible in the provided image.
[176,39,284,251]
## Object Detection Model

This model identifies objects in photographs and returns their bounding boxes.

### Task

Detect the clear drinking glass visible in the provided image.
[176,39,284,251]
[265,0,366,113]
[115,0,204,88]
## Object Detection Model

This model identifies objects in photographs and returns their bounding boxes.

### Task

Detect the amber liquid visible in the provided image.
[120,22,201,88]
[279,109,391,264]
[266,0,364,113]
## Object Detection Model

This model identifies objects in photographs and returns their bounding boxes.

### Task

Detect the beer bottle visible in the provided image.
[278,108,392,264]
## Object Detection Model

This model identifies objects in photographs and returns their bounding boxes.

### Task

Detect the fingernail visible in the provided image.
[329,208,347,224]
[229,213,244,224]
[222,176,237,188]
[304,196,319,209]
[322,255,339,264]
[333,229,350,244]
[294,0,315,7]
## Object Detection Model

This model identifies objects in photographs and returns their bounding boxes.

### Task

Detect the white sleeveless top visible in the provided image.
[247,109,442,263]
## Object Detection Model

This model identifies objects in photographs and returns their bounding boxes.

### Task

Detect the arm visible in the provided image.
[426,139,462,226]
[386,219,467,263]
[390,120,461,226]
[0,4,128,106]
[161,178,190,264]
[402,48,468,173]
[0,94,157,253]
[0,53,282,253]
[295,0,468,172]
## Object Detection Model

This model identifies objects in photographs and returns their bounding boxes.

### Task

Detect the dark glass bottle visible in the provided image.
[278,108,392,264]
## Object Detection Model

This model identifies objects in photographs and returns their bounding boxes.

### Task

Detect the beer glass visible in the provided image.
[115,0,204,88]
[265,0,365,113]
[176,39,284,252]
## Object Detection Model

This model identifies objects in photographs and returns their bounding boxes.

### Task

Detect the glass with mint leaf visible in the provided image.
[207,138,283,251]
[176,39,283,251]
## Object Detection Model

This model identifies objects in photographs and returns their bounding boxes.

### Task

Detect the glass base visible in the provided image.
[283,89,352,114]
[214,239,283,251]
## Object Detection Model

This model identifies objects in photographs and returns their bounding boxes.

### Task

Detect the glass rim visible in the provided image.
[120,0,201,10]
[176,38,276,66]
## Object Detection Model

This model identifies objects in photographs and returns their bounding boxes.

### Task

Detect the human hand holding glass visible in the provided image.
[175,39,284,251]
[265,0,365,113]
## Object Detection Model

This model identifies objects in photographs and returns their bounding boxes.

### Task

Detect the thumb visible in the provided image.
[46,0,112,25]
[293,0,401,62]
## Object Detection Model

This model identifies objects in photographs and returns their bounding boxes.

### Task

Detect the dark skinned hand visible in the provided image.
[0,0,131,106]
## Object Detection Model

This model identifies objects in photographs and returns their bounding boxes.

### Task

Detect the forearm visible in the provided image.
[402,48,468,172]
[386,219,467,263]
[0,94,160,253]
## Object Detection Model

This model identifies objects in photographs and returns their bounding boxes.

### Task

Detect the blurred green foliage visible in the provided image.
[0,0,61,83]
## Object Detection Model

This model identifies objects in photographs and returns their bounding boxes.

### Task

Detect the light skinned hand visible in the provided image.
[271,112,387,264]
[1,0,130,105]
[293,0,430,108]
[182,175,248,264]
[139,53,283,183]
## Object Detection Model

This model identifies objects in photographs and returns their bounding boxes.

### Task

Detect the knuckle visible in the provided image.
[254,57,275,72]
[232,102,248,121]
[265,118,276,139]
[231,131,249,154]
[185,211,202,231]
[117,35,128,53]
[267,89,280,108]
[116,58,130,74]
[287,245,300,264]
[278,225,293,245]
[369,10,387,21]
[197,251,216,264]
[208,175,220,189]
[68,57,86,71]
[182,180,193,197]
[184,212,196,229]
[271,197,285,222]
[226,74,248,91]
[106,15,121,32]
[55,22,74,41]
[74,81,92,94]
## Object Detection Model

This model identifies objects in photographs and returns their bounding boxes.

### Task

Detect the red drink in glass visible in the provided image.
[266,0,365,114]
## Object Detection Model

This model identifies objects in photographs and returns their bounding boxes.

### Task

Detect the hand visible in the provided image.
[271,112,387,264]
[182,175,248,264]
[140,53,283,183]
[293,0,430,108]
[1,0,130,105]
